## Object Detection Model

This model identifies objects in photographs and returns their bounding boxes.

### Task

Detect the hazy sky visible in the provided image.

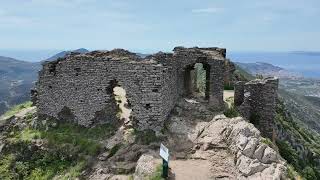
[1,0,319,52]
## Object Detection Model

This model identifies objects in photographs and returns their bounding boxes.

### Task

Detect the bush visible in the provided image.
[223,105,239,118]
[224,84,234,90]
[1,120,116,179]
[276,140,300,169]
[134,129,159,145]
[302,166,317,180]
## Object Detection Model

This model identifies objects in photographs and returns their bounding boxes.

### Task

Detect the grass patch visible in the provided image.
[149,164,164,180]
[223,102,239,118]
[1,119,116,179]
[261,138,273,147]
[2,101,33,118]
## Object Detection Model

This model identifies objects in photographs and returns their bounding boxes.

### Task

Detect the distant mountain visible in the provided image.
[235,62,303,79]
[45,48,89,61]
[0,56,41,115]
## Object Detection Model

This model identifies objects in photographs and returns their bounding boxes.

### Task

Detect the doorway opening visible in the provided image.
[183,63,210,100]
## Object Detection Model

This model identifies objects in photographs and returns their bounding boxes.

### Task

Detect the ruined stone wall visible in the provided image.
[35,47,227,132]
[235,77,279,138]
[36,52,170,131]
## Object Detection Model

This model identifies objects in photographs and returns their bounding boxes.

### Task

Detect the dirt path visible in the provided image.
[223,90,234,101]
[169,160,213,180]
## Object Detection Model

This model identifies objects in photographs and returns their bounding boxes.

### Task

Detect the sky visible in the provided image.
[0,0,320,54]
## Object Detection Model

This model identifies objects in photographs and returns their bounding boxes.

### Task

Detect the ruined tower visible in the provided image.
[234,77,279,138]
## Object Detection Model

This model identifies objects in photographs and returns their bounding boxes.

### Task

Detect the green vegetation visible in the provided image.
[223,100,239,118]
[275,99,320,180]
[0,104,116,179]
[134,129,159,145]
[224,84,234,90]
[234,64,255,81]
[108,143,122,158]
[260,138,273,147]
[2,101,32,118]
[149,164,164,180]
[194,63,206,93]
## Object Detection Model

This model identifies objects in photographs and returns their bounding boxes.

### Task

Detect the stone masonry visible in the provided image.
[234,77,279,138]
[32,47,227,132]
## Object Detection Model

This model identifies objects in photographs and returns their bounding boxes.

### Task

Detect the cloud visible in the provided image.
[191,7,224,14]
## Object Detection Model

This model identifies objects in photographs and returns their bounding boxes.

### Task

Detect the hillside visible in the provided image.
[0,98,287,179]
[235,62,303,79]
[0,56,40,115]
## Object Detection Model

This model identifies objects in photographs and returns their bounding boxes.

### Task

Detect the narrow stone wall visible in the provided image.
[34,47,227,132]
[234,81,245,106]
[235,77,279,138]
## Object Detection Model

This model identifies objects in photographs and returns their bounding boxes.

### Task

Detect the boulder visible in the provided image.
[134,154,159,180]
[242,138,259,158]
[253,144,268,161]
[261,147,278,164]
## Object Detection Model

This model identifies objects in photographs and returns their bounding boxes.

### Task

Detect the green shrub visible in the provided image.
[223,105,239,118]
[261,138,273,146]
[134,129,159,145]
[276,140,300,169]
[224,84,234,90]
[108,144,122,158]
[1,120,116,179]
[302,166,317,180]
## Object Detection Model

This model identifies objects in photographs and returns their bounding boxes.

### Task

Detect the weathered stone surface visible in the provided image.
[33,47,227,131]
[134,154,159,180]
[235,77,279,139]
[242,138,259,158]
[261,147,278,164]
[205,116,287,179]
[253,144,268,161]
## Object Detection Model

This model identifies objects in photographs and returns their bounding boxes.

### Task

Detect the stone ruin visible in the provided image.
[31,46,279,138]
[234,77,279,139]
[32,47,227,132]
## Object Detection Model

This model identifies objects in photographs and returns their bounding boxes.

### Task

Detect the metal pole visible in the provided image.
[162,158,168,178]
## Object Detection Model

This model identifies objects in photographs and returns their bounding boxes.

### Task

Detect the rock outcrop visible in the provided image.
[166,99,287,179]
[192,116,286,179]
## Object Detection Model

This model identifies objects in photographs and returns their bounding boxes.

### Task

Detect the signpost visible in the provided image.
[160,143,169,178]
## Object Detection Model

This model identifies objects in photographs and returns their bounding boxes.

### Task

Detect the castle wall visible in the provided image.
[36,56,169,131]
[34,47,227,132]
[235,77,279,138]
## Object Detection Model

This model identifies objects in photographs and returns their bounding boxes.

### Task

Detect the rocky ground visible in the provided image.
[0,94,288,180]
[87,95,287,180]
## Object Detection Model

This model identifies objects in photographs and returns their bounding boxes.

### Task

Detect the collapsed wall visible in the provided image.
[32,47,227,132]
[234,77,279,139]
